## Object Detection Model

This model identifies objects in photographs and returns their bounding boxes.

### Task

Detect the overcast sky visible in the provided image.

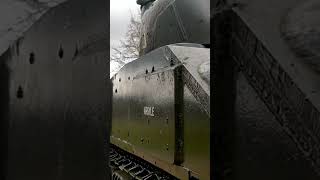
[110,0,139,76]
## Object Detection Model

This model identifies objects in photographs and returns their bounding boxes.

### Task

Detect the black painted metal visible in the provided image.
[173,66,184,165]
[111,45,210,179]
[138,0,210,55]
[212,9,236,180]
[0,0,110,179]
[229,10,320,179]
[233,73,319,180]
[0,48,11,180]
[112,47,177,165]
[212,7,320,180]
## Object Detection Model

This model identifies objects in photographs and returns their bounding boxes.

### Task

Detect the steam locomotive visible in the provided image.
[110,0,210,179]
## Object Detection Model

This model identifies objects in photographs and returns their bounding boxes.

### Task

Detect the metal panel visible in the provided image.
[111,46,179,176]
[139,0,210,55]
[0,49,10,180]
[233,73,319,180]
[169,45,210,115]
[182,86,210,180]
[213,7,320,179]
[111,45,211,179]
[0,0,110,179]
[230,10,320,177]
[112,57,176,164]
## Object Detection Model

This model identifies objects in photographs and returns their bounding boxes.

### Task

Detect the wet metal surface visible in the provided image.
[111,45,210,179]
[112,47,176,165]
[234,73,319,180]
[213,7,320,179]
[139,0,210,55]
[0,0,110,179]
[182,86,210,179]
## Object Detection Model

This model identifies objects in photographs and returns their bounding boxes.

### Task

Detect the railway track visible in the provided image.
[109,145,178,180]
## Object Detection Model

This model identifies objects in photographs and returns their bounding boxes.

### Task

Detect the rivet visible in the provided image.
[58,45,64,59]
[170,59,174,66]
[16,40,20,55]
[29,52,35,64]
[17,86,23,99]
[74,44,79,57]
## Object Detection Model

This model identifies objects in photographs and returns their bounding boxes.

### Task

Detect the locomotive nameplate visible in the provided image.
[144,106,155,116]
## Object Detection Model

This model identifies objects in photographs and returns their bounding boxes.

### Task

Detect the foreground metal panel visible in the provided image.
[0,0,110,179]
[111,45,210,179]
[213,0,320,179]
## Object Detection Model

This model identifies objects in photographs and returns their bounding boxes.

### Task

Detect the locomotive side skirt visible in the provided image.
[111,45,210,179]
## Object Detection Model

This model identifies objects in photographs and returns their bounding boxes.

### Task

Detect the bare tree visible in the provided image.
[111,11,142,65]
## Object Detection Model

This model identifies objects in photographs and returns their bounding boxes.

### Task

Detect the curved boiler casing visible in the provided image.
[138,0,210,55]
